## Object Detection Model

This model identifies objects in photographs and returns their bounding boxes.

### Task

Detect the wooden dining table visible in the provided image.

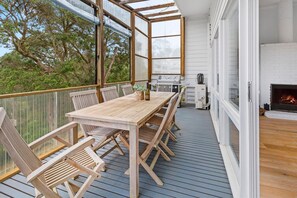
[66,91,175,197]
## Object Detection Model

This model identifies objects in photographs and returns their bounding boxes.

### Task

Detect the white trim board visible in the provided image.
[265,111,297,121]
[220,144,240,198]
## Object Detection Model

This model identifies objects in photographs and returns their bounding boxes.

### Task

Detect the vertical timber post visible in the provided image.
[131,12,136,85]
[148,21,152,82]
[97,0,105,102]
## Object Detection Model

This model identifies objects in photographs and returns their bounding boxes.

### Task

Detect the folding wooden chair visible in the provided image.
[149,86,187,137]
[0,107,104,198]
[70,90,124,158]
[100,86,119,102]
[119,93,179,186]
[121,84,134,96]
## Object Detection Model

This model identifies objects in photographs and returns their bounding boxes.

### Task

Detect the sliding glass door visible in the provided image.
[210,0,259,197]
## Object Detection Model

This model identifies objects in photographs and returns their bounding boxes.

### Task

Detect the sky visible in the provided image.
[0,46,11,57]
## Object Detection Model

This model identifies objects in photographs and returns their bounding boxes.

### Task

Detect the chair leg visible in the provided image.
[160,141,175,157]
[150,135,171,170]
[92,138,111,151]
[119,135,130,149]
[166,128,177,142]
[156,146,171,161]
[112,136,125,156]
[139,158,164,186]
[100,145,118,158]
[75,163,102,198]
[64,181,75,198]
[173,122,181,130]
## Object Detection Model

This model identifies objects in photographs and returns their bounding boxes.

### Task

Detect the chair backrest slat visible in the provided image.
[70,90,99,133]
[171,86,187,120]
[121,84,134,96]
[100,86,119,102]
[0,108,42,176]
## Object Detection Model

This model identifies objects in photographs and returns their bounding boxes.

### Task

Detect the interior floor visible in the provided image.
[260,116,297,198]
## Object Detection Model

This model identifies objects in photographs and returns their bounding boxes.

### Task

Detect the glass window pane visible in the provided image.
[152,59,180,74]
[135,16,148,35]
[216,100,220,120]
[225,7,239,109]
[127,0,174,9]
[140,6,178,15]
[229,118,239,164]
[135,30,148,57]
[103,0,131,27]
[104,16,131,37]
[152,19,180,37]
[104,28,130,83]
[135,56,148,81]
[152,36,180,58]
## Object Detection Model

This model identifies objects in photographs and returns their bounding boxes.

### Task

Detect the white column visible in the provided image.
[278,0,294,43]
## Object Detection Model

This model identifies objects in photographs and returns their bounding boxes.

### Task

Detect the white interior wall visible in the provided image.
[260,43,297,107]
[294,3,297,40]
[260,2,297,44]
[182,17,209,104]
[259,5,279,44]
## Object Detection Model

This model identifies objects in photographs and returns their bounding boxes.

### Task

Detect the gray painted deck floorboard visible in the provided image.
[0,106,233,198]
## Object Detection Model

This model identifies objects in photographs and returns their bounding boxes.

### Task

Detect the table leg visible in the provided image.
[129,125,139,198]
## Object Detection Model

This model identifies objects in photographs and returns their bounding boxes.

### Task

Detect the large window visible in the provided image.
[135,16,148,81]
[225,7,239,109]
[103,0,132,84]
[103,0,131,27]
[104,27,130,83]
[0,0,96,94]
[152,19,181,74]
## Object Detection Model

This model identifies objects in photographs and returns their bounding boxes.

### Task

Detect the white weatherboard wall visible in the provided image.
[182,18,209,103]
[260,43,297,107]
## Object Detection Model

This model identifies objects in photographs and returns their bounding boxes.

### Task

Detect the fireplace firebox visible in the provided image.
[271,84,297,112]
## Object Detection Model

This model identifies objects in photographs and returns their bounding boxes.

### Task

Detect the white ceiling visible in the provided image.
[174,0,212,18]
[260,0,297,7]
[260,0,280,6]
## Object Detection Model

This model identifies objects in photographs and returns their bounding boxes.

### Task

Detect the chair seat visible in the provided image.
[87,127,119,138]
[147,115,163,126]
[157,108,167,115]
[123,126,157,144]
[44,149,98,188]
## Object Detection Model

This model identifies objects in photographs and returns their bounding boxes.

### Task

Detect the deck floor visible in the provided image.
[0,106,233,198]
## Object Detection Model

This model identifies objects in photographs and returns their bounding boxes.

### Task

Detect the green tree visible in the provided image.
[0,0,96,94]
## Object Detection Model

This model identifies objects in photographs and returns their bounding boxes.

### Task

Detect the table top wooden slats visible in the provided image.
[66,92,174,126]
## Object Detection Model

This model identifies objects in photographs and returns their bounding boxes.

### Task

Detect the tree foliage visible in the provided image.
[0,0,130,94]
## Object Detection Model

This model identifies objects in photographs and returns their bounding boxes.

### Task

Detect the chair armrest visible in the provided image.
[29,122,78,149]
[27,136,95,183]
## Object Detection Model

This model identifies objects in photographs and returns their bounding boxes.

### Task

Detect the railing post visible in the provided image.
[69,118,78,145]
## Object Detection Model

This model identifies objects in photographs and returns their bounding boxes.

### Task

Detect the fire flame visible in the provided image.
[280,95,297,104]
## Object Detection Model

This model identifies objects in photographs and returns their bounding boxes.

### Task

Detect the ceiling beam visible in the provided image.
[145,10,179,18]
[150,15,181,22]
[134,3,175,12]
[115,0,148,4]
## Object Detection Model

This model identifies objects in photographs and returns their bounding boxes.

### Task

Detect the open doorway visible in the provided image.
[259,0,297,197]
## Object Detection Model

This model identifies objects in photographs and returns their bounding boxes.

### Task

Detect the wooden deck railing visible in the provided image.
[0,85,99,181]
[0,81,147,181]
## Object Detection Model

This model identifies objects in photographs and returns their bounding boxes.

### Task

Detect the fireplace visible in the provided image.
[271,84,297,112]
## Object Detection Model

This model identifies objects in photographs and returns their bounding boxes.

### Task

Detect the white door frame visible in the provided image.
[239,0,259,197]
